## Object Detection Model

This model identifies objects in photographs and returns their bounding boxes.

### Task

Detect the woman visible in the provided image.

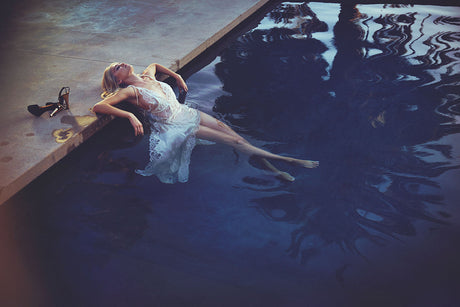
[93,62,318,183]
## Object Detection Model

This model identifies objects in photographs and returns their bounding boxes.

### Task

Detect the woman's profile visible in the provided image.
[93,62,318,183]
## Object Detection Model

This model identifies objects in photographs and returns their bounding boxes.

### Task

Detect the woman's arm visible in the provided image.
[141,63,158,78]
[142,63,188,92]
[93,88,144,136]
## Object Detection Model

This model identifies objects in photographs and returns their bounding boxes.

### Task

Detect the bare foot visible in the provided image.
[276,171,295,182]
[290,158,319,168]
[260,158,296,182]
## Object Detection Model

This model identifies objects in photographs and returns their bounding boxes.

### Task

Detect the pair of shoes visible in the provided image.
[27,87,70,117]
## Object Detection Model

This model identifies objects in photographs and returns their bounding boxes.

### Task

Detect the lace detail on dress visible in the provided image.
[133,81,200,183]
[149,125,162,160]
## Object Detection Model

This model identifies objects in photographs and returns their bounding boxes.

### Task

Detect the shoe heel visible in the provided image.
[58,87,70,109]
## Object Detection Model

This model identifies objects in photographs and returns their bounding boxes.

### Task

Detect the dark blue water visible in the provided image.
[2,2,460,306]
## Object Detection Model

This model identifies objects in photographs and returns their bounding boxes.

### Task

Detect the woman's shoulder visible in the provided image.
[119,86,135,93]
[140,74,156,81]
[115,87,137,99]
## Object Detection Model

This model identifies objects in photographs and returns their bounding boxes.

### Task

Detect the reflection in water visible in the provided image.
[214,2,460,263]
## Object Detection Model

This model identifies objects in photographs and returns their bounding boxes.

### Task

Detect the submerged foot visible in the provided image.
[276,171,295,182]
[260,158,296,182]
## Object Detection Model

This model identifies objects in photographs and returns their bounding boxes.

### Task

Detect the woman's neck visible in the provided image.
[122,73,143,86]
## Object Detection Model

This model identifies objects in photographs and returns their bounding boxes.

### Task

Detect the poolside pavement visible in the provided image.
[0,0,272,205]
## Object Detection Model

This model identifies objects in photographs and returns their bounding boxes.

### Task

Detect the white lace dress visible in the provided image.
[129,81,200,183]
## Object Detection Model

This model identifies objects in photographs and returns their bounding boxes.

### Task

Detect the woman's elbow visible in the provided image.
[92,102,105,114]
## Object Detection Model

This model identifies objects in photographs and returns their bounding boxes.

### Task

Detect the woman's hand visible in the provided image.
[128,113,144,136]
[144,63,188,93]
[175,74,188,93]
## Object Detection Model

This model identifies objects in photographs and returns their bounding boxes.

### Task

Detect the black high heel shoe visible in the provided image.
[27,87,70,117]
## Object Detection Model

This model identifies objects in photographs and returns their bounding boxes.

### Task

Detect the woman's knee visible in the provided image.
[200,112,238,135]
[232,135,249,146]
[213,118,233,135]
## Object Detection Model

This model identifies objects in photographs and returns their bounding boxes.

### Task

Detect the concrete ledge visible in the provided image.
[0,115,112,203]
[175,0,273,71]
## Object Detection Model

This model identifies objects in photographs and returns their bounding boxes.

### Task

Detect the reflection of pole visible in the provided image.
[329,3,364,87]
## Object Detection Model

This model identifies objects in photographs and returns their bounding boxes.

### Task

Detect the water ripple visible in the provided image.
[213,3,460,263]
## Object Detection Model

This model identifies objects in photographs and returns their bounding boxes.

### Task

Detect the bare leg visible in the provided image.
[195,124,319,168]
[199,113,298,180]
[199,112,245,140]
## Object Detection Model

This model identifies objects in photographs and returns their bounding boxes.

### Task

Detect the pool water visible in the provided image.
[2,2,460,306]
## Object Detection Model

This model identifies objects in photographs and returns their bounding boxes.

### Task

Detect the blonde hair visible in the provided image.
[101,62,121,98]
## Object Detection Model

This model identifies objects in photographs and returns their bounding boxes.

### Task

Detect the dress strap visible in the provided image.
[128,85,139,106]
